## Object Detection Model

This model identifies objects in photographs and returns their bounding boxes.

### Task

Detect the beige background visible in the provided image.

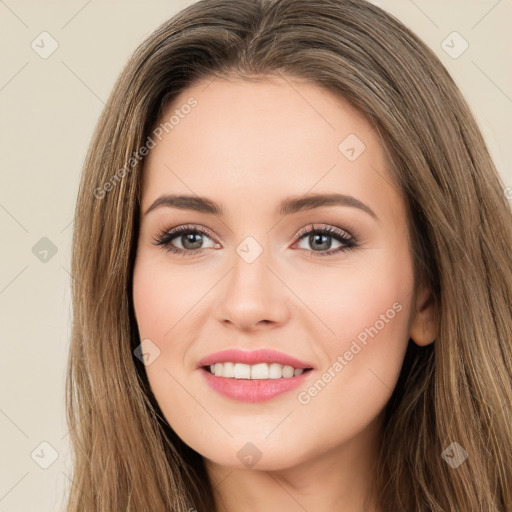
[0,1,510,510]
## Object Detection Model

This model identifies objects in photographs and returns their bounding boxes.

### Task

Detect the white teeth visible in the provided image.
[222,361,234,378]
[269,363,283,379]
[282,365,294,378]
[233,363,251,379]
[208,362,307,379]
[251,363,268,379]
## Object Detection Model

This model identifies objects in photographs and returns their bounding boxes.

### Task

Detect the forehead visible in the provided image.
[141,76,401,223]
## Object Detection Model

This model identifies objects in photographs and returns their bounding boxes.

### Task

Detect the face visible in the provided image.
[132,75,426,471]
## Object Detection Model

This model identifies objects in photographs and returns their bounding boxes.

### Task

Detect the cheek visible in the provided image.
[132,258,191,424]
[132,254,203,341]
[291,248,412,347]
[132,254,209,409]
[293,249,414,424]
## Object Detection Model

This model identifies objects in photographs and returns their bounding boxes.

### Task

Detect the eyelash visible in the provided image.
[152,223,357,258]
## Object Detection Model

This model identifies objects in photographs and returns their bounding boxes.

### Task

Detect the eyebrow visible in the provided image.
[144,192,378,220]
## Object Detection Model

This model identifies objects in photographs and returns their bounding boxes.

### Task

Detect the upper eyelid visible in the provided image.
[295,224,353,240]
[160,223,354,245]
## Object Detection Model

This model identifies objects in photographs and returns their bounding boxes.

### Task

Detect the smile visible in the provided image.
[197,348,315,402]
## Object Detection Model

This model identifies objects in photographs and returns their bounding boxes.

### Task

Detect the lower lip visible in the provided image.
[200,367,313,402]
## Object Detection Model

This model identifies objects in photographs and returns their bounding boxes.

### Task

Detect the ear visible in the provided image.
[409,278,437,347]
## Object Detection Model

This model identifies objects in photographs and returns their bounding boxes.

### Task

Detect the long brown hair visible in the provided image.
[65,0,512,510]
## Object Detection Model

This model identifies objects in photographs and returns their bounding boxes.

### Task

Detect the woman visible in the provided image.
[65,0,512,510]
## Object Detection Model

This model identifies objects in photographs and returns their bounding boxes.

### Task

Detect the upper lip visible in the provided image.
[197,348,314,370]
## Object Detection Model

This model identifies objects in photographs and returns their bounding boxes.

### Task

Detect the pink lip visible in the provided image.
[200,367,313,402]
[196,348,314,370]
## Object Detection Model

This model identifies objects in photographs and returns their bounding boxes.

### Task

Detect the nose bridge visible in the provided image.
[230,234,273,296]
[215,233,289,328]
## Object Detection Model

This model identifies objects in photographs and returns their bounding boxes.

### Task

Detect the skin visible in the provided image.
[132,75,437,512]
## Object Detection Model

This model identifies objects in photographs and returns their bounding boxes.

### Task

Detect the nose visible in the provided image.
[214,243,291,332]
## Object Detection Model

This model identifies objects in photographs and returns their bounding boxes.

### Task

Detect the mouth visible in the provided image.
[197,348,316,402]
[199,363,315,403]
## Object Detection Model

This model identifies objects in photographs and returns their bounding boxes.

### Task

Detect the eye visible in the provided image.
[153,223,357,257]
[293,224,357,257]
[152,224,219,256]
